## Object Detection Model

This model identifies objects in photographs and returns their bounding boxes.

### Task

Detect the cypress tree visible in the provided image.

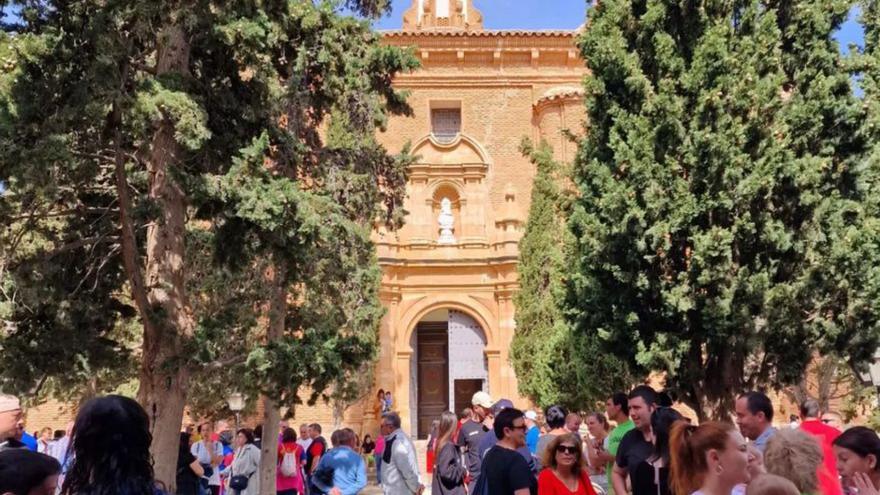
[0,0,415,484]
[570,0,880,418]
[511,140,631,410]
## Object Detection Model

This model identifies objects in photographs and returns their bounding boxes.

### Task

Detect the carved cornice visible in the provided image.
[377,254,519,267]
[382,30,584,71]
[382,29,579,39]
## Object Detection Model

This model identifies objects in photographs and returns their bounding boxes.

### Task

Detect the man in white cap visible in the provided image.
[456,391,493,493]
[0,394,24,451]
[524,410,540,455]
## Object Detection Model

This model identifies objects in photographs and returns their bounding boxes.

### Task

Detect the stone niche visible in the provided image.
[406,133,490,247]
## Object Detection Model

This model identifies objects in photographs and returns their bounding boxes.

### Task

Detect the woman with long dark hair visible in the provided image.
[177,432,205,495]
[431,411,467,495]
[60,395,159,495]
[625,407,683,495]
[833,426,880,495]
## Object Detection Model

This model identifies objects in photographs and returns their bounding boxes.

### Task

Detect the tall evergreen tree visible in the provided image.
[0,0,415,485]
[511,140,631,411]
[571,0,880,419]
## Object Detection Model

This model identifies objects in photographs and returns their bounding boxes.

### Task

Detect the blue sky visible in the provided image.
[371,0,865,52]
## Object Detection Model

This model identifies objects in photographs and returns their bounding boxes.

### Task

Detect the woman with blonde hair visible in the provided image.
[538,432,599,495]
[763,428,823,494]
[669,421,752,495]
[431,411,467,495]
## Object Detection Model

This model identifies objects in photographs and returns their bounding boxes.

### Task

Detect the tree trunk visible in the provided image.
[134,24,194,490]
[259,263,286,494]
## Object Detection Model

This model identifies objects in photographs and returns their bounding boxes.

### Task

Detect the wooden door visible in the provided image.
[417,322,448,438]
[453,379,484,417]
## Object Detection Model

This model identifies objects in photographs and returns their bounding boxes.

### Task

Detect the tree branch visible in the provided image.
[46,235,121,259]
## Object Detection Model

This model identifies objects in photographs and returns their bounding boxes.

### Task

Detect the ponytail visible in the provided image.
[670,420,699,495]
[669,421,736,495]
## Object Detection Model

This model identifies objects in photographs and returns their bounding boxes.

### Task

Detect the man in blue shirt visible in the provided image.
[524,410,540,455]
[735,391,777,453]
[312,427,367,495]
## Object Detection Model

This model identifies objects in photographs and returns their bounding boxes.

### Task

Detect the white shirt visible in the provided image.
[191,440,224,486]
[297,437,313,454]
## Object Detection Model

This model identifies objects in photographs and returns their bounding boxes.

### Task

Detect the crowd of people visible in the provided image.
[412,386,880,495]
[1,386,880,495]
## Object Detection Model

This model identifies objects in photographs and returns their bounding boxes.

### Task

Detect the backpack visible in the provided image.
[280,446,299,477]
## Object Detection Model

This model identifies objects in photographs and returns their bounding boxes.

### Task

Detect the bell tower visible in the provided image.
[402,0,484,31]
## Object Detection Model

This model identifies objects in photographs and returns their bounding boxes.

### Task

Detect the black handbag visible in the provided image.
[229,450,250,492]
[229,474,249,491]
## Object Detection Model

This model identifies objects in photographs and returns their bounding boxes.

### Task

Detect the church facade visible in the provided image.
[363,0,587,438]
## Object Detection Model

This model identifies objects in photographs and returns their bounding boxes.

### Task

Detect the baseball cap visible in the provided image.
[0,395,20,413]
[471,391,494,409]
[491,399,514,416]
[524,410,538,421]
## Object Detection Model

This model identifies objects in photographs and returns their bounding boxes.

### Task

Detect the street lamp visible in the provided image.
[227,392,245,432]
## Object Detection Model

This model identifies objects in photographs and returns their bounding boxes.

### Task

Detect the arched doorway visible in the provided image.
[410,308,488,438]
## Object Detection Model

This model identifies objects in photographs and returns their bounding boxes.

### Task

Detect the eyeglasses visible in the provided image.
[556,445,579,455]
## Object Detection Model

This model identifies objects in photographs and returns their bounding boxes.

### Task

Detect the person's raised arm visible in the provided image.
[211,441,223,466]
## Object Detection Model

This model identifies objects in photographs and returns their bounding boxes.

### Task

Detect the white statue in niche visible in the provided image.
[438,197,456,244]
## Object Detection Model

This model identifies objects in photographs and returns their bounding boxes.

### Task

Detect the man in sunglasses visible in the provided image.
[477,408,537,495]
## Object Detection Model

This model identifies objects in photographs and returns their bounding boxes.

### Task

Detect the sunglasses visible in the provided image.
[556,445,579,455]
[508,424,527,431]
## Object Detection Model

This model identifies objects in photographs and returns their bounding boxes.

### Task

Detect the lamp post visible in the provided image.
[227,392,245,432]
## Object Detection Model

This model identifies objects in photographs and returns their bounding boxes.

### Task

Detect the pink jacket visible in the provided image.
[276,442,304,493]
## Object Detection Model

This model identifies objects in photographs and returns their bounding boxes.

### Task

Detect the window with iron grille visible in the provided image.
[431,108,461,143]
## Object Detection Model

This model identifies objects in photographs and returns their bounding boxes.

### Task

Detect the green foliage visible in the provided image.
[511,139,632,411]
[0,0,416,430]
[570,0,880,418]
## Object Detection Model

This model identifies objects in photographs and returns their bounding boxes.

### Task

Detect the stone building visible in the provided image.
[360,0,587,438]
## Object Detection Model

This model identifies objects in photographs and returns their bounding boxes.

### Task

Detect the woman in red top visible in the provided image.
[538,433,599,495]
